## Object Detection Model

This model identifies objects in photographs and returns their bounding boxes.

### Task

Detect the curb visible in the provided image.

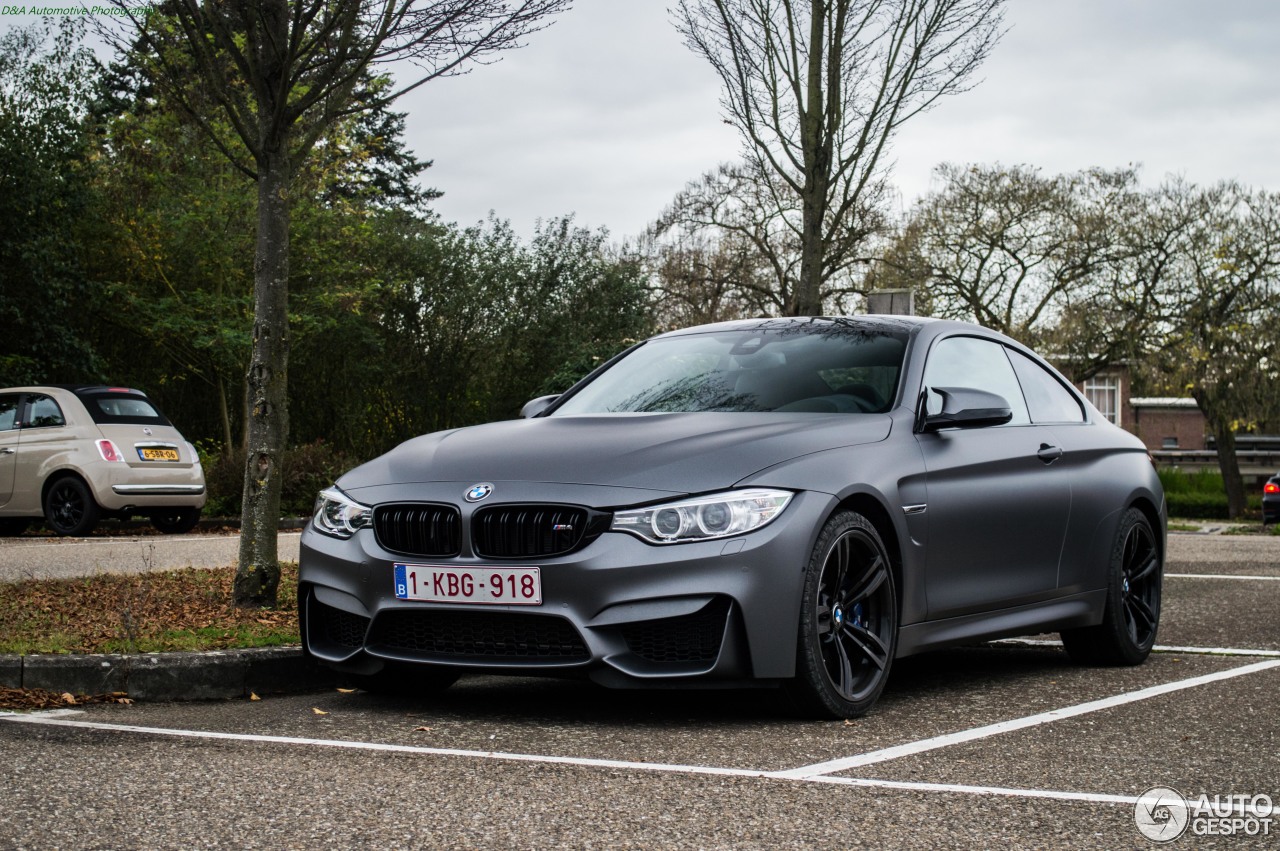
[0,646,336,701]
[14,517,308,539]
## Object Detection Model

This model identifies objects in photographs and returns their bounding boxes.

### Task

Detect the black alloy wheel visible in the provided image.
[1062,507,1162,665]
[789,511,898,719]
[43,477,100,537]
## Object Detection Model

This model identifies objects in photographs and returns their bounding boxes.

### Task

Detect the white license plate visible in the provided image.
[394,564,542,606]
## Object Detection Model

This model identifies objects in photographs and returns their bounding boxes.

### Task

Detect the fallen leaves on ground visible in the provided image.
[0,563,299,654]
[0,687,132,710]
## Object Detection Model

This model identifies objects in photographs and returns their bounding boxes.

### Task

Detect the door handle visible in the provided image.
[0,448,14,455]
[1037,443,1063,464]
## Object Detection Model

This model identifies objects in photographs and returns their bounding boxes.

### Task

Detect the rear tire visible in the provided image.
[1061,507,1161,665]
[43,477,100,537]
[152,507,201,535]
[787,511,898,719]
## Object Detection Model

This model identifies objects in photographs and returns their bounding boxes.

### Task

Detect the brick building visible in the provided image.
[1127,398,1207,450]
[1060,363,1208,451]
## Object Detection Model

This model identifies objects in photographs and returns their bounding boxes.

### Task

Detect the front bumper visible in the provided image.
[298,488,832,687]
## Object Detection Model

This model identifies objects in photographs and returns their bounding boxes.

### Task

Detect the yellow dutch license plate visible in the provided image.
[138,447,180,462]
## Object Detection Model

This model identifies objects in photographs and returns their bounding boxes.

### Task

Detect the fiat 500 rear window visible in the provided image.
[80,393,172,426]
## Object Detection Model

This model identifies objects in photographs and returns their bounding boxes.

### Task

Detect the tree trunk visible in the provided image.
[1196,390,1247,520]
[1211,425,1248,520]
[792,0,829,318]
[795,195,826,316]
[218,377,232,452]
[235,147,291,607]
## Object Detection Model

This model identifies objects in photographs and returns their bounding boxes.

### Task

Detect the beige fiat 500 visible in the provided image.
[0,386,206,537]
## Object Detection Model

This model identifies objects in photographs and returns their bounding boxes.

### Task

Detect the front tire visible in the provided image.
[787,511,898,719]
[1061,507,1162,665]
[43,477,100,537]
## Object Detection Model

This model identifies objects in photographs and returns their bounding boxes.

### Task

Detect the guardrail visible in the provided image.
[1151,450,1280,479]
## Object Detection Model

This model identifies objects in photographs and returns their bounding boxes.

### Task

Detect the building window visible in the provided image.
[1084,374,1121,425]
[1162,436,1179,449]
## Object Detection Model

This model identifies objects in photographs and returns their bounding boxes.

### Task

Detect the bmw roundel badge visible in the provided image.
[465,483,494,502]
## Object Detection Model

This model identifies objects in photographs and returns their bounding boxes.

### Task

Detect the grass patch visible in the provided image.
[1166,522,1202,532]
[1221,523,1280,537]
[0,563,299,655]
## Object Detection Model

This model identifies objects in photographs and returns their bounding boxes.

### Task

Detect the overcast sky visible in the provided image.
[398,0,1280,240]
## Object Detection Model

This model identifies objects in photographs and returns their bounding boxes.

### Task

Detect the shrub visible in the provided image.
[199,440,358,518]
[1164,492,1230,520]
[1157,468,1225,495]
[1157,468,1265,519]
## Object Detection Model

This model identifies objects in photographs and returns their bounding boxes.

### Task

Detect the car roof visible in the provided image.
[651,315,941,340]
[646,315,1032,351]
[0,385,149,397]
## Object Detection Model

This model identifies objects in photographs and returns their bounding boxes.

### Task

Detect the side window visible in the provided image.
[24,394,66,429]
[922,336,1030,425]
[0,395,19,431]
[1007,348,1085,423]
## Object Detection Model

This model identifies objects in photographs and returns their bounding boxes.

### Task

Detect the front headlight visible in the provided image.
[610,488,793,544]
[311,486,372,538]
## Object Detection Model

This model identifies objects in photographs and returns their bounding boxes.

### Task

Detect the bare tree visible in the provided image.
[1150,181,1280,518]
[897,163,1148,351]
[674,0,1005,315]
[99,0,570,607]
[652,162,798,317]
[653,160,882,315]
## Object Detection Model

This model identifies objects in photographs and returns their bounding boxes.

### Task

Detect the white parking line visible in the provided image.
[7,660,1278,809]
[0,713,1149,809]
[0,714,776,780]
[772,659,1280,779]
[994,638,1280,657]
[1166,572,1280,580]
[807,775,1140,806]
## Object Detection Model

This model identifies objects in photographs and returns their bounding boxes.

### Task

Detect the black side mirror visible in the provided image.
[917,387,1013,433]
[520,394,560,418]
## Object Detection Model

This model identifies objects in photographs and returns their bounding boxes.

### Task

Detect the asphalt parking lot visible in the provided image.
[1,532,1277,849]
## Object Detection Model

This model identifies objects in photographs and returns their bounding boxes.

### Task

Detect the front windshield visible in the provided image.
[553,320,908,415]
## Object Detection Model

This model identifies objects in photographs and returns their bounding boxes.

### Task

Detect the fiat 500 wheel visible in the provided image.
[43,477,100,537]
[788,510,898,719]
[1061,507,1162,665]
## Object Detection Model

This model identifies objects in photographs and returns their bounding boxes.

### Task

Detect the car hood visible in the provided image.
[339,412,891,497]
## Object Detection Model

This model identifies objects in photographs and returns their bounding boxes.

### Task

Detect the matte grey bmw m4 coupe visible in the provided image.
[300,316,1166,718]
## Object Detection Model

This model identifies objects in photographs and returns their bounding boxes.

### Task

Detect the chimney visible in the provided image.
[866,288,915,316]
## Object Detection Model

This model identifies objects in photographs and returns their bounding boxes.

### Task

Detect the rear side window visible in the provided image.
[24,394,66,428]
[79,393,171,426]
[1007,349,1086,423]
